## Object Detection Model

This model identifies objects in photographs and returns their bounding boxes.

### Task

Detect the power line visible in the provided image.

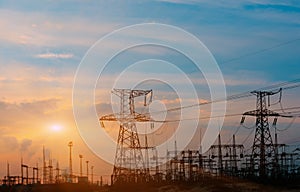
[221,38,300,64]
[100,80,300,123]
[225,123,242,144]
[147,106,300,123]
[104,106,300,124]
[241,128,256,145]
[275,117,297,132]
[140,78,300,117]
[241,124,256,130]
[149,112,243,123]
[273,106,300,113]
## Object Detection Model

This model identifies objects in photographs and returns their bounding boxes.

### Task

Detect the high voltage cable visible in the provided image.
[100,80,300,123]
[275,117,297,132]
[225,123,242,144]
[241,128,256,146]
[140,78,300,116]
[148,112,243,123]
[101,38,300,120]
[253,78,300,92]
[220,38,300,64]
[273,106,300,112]
[146,106,300,123]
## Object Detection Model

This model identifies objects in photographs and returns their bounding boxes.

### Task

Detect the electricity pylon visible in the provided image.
[242,89,281,178]
[100,89,153,184]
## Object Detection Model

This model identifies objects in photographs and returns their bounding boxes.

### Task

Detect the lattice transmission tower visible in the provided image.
[100,89,153,184]
[242,89,281,178]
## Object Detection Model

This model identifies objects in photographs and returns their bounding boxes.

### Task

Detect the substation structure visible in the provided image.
[1,143,104,187]
[100,89,300,185]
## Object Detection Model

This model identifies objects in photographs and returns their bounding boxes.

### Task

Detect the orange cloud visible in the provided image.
[35,53,74,59]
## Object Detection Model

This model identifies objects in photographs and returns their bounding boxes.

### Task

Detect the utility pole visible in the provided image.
[36,163,39,184]
[91,166,94,184]
[86,161,89,182]
[68,141,73,182]
[218,134,223,176]
[55,162,59,183]
[272,117,281,177]
[145,130,150,179]
[43,146,47,184]
[79,155,83,177]
[232,134,237,172]
[21,157,23,184]
[243,89,281,178]
[100,89,153,184]
[49,157,53,183]
[7,162,10,185]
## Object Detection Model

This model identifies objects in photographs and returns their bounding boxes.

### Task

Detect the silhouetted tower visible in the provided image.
[79,155,83,176]
[232,134,238,172]
[86,160,89,180]
[34,163,39,184]
[91,166,94,184]
[43,146,47,184]
[100,89,153,184]
[273,118,279,173]
[218,134,223,175]
[7,162,10,185]
[55,162,60,183]
[48,157,53,183]
[21,158,29,185]
[68,141,73,182]
[243,89,281,178]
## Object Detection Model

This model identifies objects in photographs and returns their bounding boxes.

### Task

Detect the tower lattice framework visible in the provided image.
[243,90,281,178]
[101,89,152,184]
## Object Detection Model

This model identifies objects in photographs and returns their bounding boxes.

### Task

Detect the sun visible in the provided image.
[50,124,63,132]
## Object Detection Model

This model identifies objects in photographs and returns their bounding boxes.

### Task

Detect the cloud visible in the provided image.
[0,134,33,153]
[158,0,300,9]
[35,52,74,59]
[0,136,19,153]
[20,99,59,114]
[0,98,60,129]
[161,98,181,105]
[157,0,199,5]
[0,61,74,103]
[0,9,119,47]
[20,139,32,152]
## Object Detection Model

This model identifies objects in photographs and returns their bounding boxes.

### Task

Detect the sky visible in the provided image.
[0,0,300,182]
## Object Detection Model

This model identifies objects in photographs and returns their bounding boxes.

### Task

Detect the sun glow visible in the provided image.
[50,124,63,132]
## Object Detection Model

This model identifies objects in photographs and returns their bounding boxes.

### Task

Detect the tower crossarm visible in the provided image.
[243,109,280,117]
[99,113,119,121]
[250,88,282,96]
[130,89,152,98]
[99,112,153,123]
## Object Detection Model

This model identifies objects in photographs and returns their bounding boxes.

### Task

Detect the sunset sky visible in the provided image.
[1,0,300,182]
